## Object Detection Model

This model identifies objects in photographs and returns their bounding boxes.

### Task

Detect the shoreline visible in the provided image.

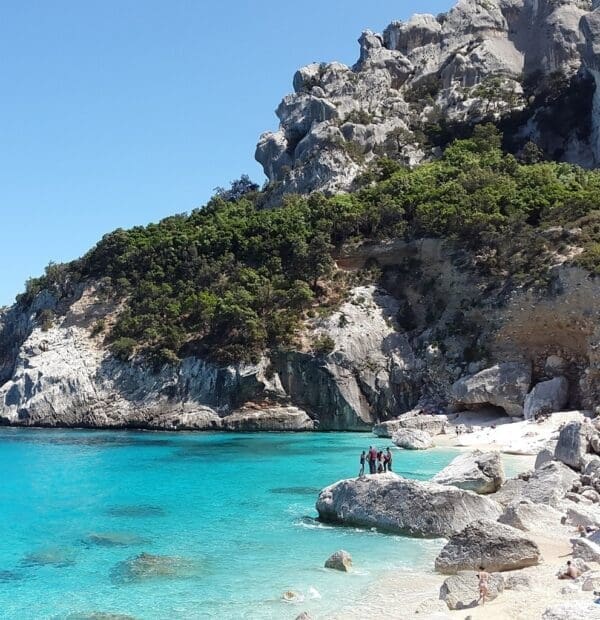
[322,411,600,619]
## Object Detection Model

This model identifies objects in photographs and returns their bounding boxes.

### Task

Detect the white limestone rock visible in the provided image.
[316,473,502,537]
[524,377,569,420]
[432,450,505,494]
[392,428,434,450]
[434,519,541,574]
[451,362,531,416]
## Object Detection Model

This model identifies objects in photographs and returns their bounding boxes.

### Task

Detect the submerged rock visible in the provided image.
[324,550,352,572]
[65,614,137,620]
[392,428,434,450]
[316,473,501,537]
[83,532,147,547]
[22,547,76,568]
[111,553,197,584]
[106,505,166,518]
[434,520,541,574]
[432,450,504,494]
[440,571,504,610]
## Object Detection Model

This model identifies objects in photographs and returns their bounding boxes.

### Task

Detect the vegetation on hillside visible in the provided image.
[19,126,600,366]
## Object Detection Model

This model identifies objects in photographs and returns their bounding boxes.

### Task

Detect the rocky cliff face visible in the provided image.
[0,283,421,431]
[3,236,600,430]
[256,0,600,204]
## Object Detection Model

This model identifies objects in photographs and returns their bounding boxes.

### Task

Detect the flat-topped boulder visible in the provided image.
[373,411,453,438]
[432,450,504,494]
[316,473,501,537]
[222,406,314,432]
[435,519,541,574]
[392,428,434,450]
[450,362,531,417]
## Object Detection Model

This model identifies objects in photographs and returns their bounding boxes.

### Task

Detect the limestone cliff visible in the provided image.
[4,0,600,431]
[257,0,600,203]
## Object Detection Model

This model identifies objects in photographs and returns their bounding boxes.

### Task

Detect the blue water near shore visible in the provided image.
[0,429,493,619]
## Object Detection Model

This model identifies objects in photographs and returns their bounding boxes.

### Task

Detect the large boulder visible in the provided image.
[565,502,600,530]
[373,411,453,438]
[434,520,541,574]
[572,537,600,563]
[493,461,580,508]
[450,362,531,417]
[523,377,569,421]
[498,500,563,533]
[439,571,504,610]
[555,421,590,470]
[324,550,352,572]
[392,428,434,450]
[222,406,314,432]
[542,601,600,619]
[432,450,504,494]
[316,473,501,537]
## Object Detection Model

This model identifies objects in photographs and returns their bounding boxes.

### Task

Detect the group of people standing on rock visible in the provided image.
[359,446,392,476]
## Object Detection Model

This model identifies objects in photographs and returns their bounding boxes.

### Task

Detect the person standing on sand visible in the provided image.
[376,450,383,473]
[385,447,393,472]
[477,566,490,605]
[359,451,366,477]
[368,446,377,474]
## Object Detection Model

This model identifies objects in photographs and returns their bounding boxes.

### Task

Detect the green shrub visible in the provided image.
[312,334,335,356]
[111,337,137,361]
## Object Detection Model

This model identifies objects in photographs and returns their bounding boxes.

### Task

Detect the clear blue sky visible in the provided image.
[0,0,452,306]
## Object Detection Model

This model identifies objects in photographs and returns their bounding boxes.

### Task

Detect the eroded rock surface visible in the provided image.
[434,519,541,574]
[316,473,501,537]
[432,450,505,494]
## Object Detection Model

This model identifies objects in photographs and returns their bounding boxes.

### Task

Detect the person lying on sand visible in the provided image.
[558,560,580,580]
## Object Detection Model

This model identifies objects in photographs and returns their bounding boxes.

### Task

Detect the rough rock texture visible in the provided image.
[434,519,541,574]
[316,473,501,537]
[498,499,564,533]
[543,601,600,619]
[221,406,314,432]
[432,450,505,494]
[572,536,600,562]
[439,571,504,610]
[0,285,421,432]
[493,461,580,508]
[257,0,600,203]
[565,502,600,529]
[555,421,591,469]
[324,550,352,572]
[450,362,532,416]
[373,410,453,437]
[524,377,570,420]
[392,428,434,450]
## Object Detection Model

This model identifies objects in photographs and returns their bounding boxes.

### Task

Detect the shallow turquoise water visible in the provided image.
[0,429,467,619]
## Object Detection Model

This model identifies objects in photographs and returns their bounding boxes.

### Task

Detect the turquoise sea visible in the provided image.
[0,429,520,619]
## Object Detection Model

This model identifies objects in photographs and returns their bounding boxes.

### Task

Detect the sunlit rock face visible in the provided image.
[257,0,600,204]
